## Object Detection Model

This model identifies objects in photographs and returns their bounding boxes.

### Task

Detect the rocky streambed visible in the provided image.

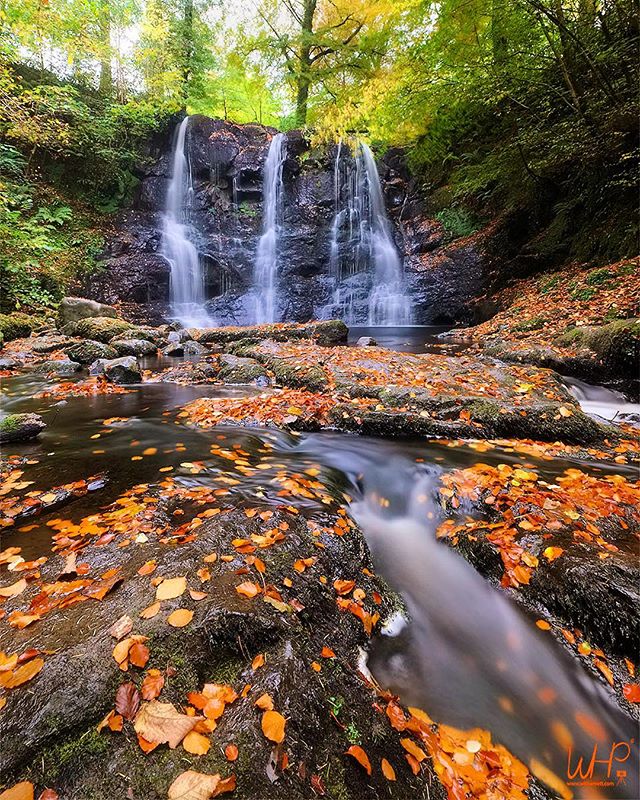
[0,305,639,800]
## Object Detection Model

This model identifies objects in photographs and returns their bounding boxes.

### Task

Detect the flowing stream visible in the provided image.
[253,133,286,324]
[323,140,413,325]
[2,330,637,798]
[163,117,210,327]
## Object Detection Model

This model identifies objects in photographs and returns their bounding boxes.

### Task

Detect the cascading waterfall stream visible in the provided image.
[253,133,286,324]
[163,117,210,327]
[324,140,413,325]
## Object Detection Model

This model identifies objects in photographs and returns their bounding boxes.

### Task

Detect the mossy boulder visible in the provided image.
[74,317,132,343]
[34,359,82,376]
[110,338,157,357]
[217,354,270,385]
[65,340,118,364]
[0,413,46,444]
[57,297,118,326]
[558,318,639,374]
[0,312,38,345]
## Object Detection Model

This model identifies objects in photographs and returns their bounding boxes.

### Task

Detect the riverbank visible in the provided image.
[0,311,638,800]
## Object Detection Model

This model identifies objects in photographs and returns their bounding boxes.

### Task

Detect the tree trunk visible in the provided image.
[98,11,113,95]
[295,0,317,127]
[181,0,194,112]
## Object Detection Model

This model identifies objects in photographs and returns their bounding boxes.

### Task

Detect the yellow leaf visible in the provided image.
[167,609,194,628]
[156,576,187,601]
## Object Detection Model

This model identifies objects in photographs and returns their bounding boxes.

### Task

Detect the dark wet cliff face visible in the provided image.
[88,115,484,325]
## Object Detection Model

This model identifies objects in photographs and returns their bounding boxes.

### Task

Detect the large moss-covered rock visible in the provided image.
[217,354,270,385]
[74,317,132,343]
[0,313,38,345]
[0,413,46,444]
[58,297,118,326]
[65,340,118,364]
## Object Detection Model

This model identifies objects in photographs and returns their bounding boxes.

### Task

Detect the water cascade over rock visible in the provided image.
[322,140,413,325]
[252,133,286,323]
[163,117,211,326]
[93,115,486,326]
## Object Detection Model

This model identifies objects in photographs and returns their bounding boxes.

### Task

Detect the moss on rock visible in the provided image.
[0,312,39,345]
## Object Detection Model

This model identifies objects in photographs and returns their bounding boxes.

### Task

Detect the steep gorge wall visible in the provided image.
[87,115,486,325]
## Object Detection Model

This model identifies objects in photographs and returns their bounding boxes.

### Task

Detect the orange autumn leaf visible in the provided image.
[224,743,239,761]
[0,657,44,689]
[168,770,235,800]
[235,582,260,599]
[140,669,165,701]
[345,745,371,775]
[623,684,640,703]
[137,560,157,576]
[139,601,161,619]
[261,709,286,743]
[167,609,194,628]
[381,758,396,781]
[400,738,427,762]
[183,730,211,755]
[155,576,187,601]
[320,647,335,658]
[333,579,355,595]
[311,661,321,672]
[129,642,150,669]
[255,693,274,711]
[0,782,34,800]
[251,653,265,669]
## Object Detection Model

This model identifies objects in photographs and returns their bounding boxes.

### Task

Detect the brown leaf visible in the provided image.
[167,770,235,799]
[129,642,150,669]
[109,614,134,640]
[133,700,201,748]
[38,790,59,800]
[115,682,140,721]
[345,745,371,775]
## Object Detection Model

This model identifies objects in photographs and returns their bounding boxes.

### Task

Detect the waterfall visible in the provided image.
[253,133,286,324]
[163,117,210,327]
[323,140,413,326]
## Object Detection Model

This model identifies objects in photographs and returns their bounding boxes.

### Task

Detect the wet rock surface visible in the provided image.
[58,297,118,325]
[0,412,46,443]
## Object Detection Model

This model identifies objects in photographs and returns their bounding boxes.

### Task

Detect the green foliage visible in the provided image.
[435,206,480,240]
[585,268,613,287]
